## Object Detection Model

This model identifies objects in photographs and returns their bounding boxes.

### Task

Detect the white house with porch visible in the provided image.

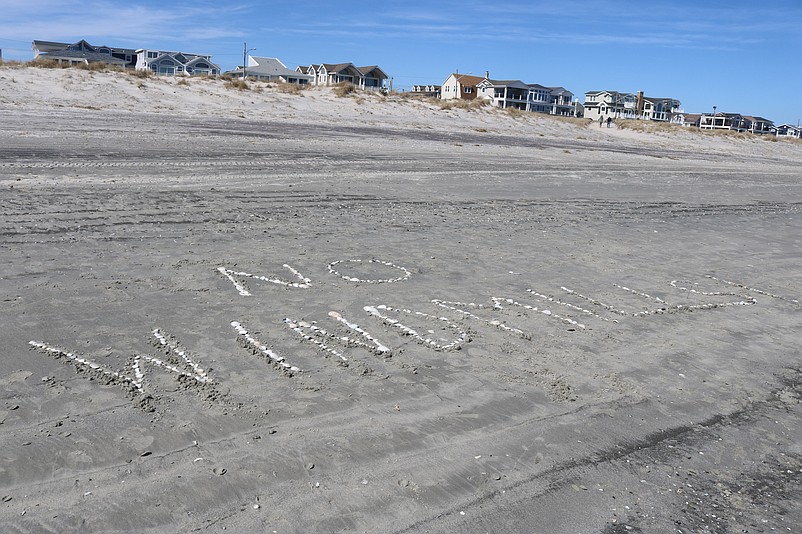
[548,86,575,116]
[582,90,637,121]
[477,78,531,110]
[698,113,773,134]
[135,49,220,76]
[297,63,390,90]
[641,96,682,122]
[699,112,747,131]
[773,123,802,139]
[743,116,774,135]
[584,90,681,122]
[474,73,576,115]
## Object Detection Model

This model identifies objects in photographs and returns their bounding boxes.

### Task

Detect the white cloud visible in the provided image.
[1,1,249,45]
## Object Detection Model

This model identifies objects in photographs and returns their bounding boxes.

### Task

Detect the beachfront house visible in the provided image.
[226,56,312,84]
[477,78,576,115]
[548,87,575,116]
[440,73,484,101]
[743,116,774,135]
[358,66,390,90]
[32,40,221,77]
[640,95,682,122]
[773,123,802,139]
[447,72,575,115]
[584,90,682,122]
[32,40,137,69]
[477,76,531,110]
[410,84,442,98]
[297,63,390,90]
[583,91,637,121]
[527,84,552,113]
[673,113,701,127]
[135,49,220,76]
[697,113,772,134]
[699,112,746,131]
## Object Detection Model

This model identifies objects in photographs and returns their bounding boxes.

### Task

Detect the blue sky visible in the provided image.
[2,0,801,124]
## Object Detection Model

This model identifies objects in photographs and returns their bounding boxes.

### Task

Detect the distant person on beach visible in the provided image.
[606,117,612,128]
[598,116,603,128]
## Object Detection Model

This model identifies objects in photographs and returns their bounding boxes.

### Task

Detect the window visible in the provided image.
[147,51,158,59]
[464,87,472,94]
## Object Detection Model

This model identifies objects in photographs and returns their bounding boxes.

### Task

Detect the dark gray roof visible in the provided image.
[743,116,773,123]
[34,39,137,56]
[38,48,127,65]
[358,65,388,78]
[243,57,313,79]
[321,63,356,72]
[483,79,529,89]
[643,96,679,104]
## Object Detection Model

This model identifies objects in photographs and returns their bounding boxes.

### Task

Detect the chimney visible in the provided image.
[485,70,489,79]
[636,90,644,115]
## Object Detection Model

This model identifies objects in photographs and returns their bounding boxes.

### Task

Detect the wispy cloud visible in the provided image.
[266,0,796,52]
[1,1,248,45]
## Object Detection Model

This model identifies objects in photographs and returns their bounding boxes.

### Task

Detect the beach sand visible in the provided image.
[1,67,801,533]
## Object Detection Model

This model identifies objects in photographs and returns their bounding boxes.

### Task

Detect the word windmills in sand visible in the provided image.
[30,257,799,412]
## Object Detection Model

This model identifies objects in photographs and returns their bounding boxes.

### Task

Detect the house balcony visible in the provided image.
[649,112,670,122]
[359,77,386,91]
[700,117,741,130]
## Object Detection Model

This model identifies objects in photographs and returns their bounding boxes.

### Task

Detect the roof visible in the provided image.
[37,47,128,65]
[248,57,308,76]
[32,40,71,53]
[452,73,484,86]
[548,86,573,95]
[357,66,388,79]
[320,63,357,73]
[185,56,216,67]
[33,39,134,64]
[136,49,212,60]
[585,90,634,97]
[643,96,679,104]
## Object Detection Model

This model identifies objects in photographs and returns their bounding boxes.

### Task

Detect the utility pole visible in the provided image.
[242,42,255,80]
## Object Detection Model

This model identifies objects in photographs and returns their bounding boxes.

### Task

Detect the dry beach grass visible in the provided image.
[1,66,801,533]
